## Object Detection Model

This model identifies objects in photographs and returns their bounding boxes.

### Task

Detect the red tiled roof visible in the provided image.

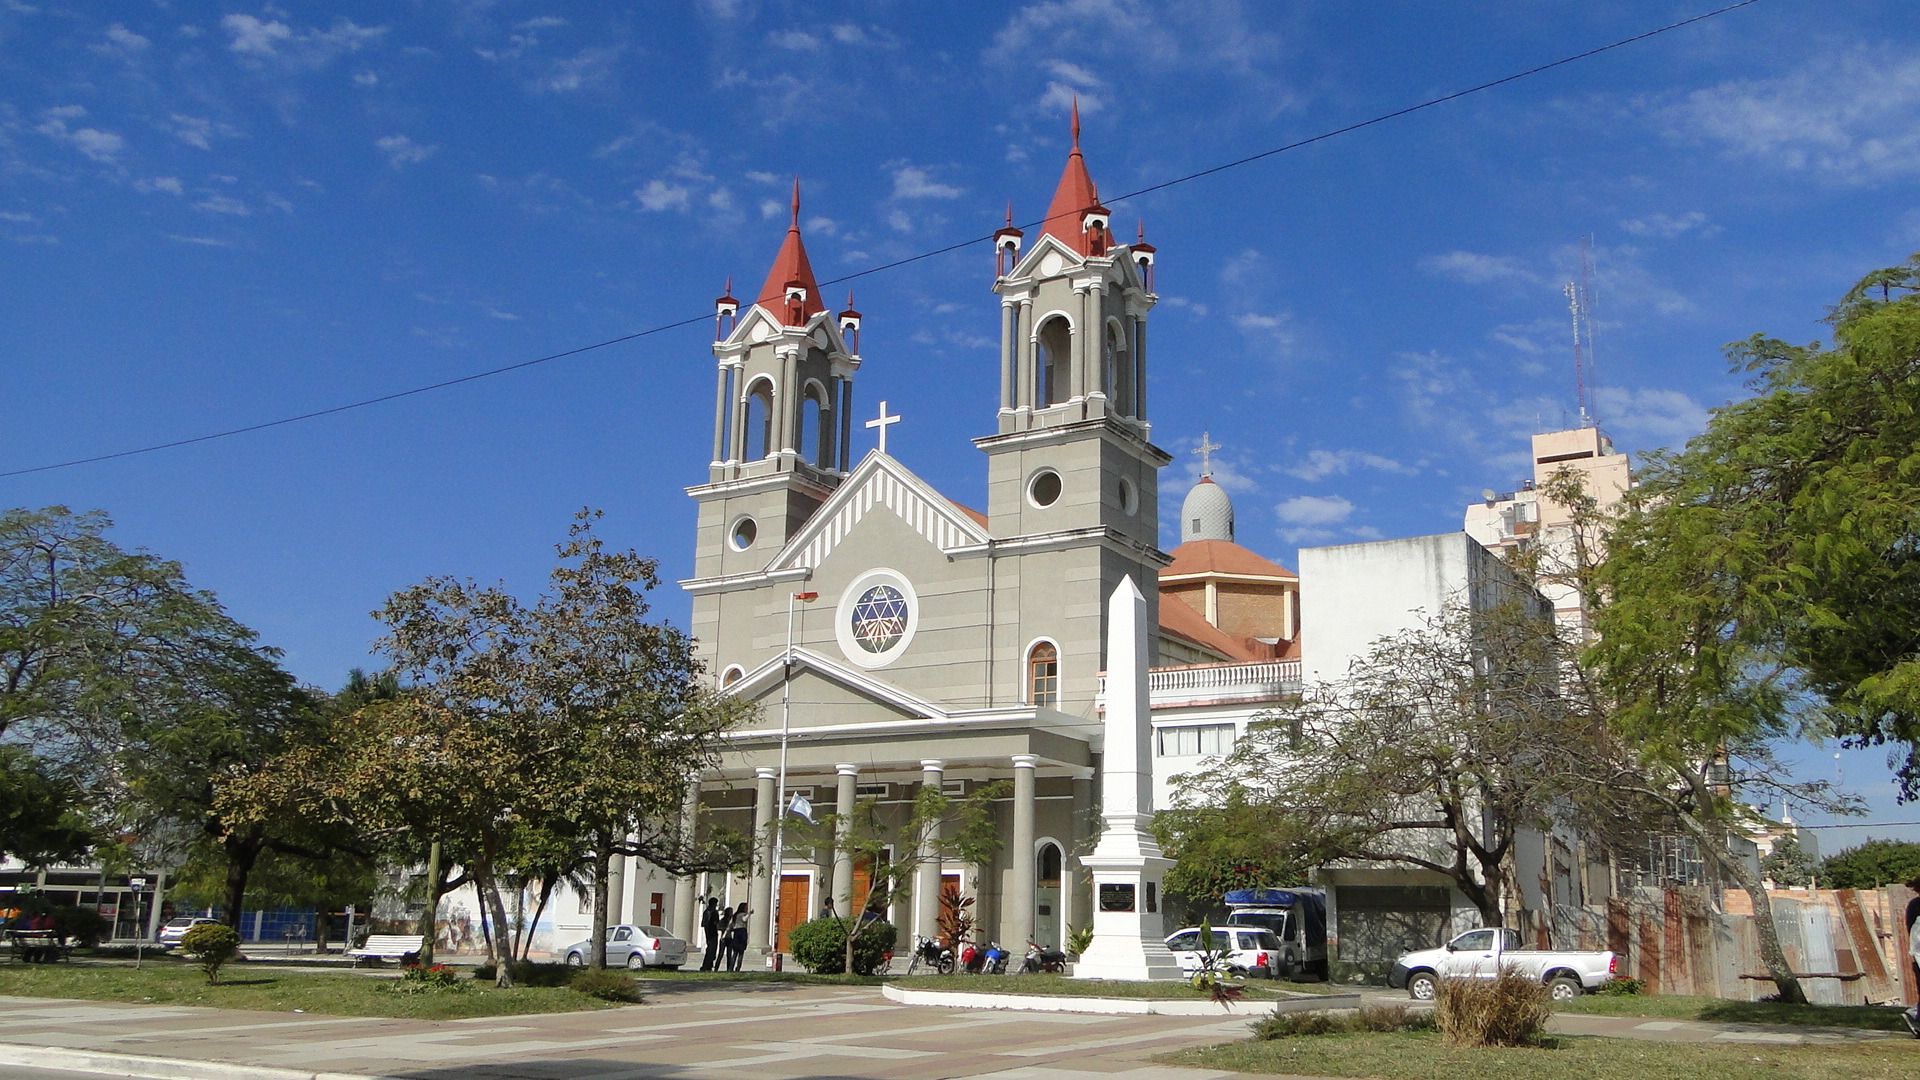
[948,500,988,528]
[1041,100,1104,257]
[1162,539,1297,580]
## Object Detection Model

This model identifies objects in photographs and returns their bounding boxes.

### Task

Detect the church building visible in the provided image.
[674,113,1189,958]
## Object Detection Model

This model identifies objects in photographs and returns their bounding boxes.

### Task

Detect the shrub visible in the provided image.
[50,905,110,947]
[1434,970,1552,1048]
[788,917,897,975]
[402,963,461,988]
[570,968,644,1003]
[470,960,572,986]
[1251,1004,1432,1040]
[179,923,242,985]
[1065,924,1094,958]
[1597,975,1645,996]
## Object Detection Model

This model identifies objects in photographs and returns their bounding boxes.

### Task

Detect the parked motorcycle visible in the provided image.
[961,941,985,974]
[1022,940,1069,974]
[908,935,955,975]
[983,942,1009,974]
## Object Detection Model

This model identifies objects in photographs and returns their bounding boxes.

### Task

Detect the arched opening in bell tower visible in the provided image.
[745,378,775,460]
[799,381,829,468]
[1103,320,1133,416]
[1037,316,1071,407]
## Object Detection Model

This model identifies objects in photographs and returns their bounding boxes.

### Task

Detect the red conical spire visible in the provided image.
[756,177,825,326]
[1042,97,1106,257]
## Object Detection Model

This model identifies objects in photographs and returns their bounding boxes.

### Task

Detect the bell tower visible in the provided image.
[689,181,861,582]
[976,104,1168,554]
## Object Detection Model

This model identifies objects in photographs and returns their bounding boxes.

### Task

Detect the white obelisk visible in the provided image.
[1074,574,1184,981]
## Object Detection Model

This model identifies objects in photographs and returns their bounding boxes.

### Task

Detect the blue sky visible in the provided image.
[4,2,1919,846]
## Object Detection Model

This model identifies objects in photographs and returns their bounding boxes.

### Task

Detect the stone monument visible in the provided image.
[1074,575,1184,981]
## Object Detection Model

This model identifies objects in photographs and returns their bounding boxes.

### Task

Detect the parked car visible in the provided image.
[1163,926,1284,978]
[1388,927,1617,1001]
[560,924,687,970]
[157,917,220,947]
[1224,887,1329,980]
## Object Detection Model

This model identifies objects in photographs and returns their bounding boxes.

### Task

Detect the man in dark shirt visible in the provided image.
[698,897,721,972]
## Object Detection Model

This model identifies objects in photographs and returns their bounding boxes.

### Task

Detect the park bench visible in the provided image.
[5,929,71,964]
[345,934,427,966]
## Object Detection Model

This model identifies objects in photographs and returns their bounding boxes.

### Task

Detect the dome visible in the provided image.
[1180,477,1234,543]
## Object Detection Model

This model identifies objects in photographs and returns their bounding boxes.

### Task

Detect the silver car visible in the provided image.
[157,916,220,947]
[560,924,687,970]
[1164,926,1284,978]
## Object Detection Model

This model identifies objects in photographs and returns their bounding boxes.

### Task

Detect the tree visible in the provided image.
[1819,838,1920,890]
[1169,601,1596,928]
[1760,833,1818,889]
[221,510,749,985]
[0,745,92,867]
[1153,795,1319,912]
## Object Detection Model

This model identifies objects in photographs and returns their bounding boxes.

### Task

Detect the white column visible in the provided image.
[915,759,944,942]
[749,767,777,953]
[833,763,858,914]
[711,365,729,463]
[1007,755,1038,949]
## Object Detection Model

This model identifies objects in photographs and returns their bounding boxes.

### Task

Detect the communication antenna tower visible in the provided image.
[1563,235,1599,428]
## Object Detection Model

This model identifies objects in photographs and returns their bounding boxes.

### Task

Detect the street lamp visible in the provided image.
[128,877,148,969]
[769,589,818,967]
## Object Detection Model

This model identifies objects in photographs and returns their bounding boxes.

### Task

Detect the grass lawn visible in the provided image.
[636,969,884,986]
[888,973,1304,999]
[0,960,625,1019]
[1558,993,1909,1032]
[1168,1029,1920,1080]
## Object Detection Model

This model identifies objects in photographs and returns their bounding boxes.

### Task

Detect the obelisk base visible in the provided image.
[1073,815,1185,982]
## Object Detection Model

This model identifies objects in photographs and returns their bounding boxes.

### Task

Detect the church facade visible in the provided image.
[674,115,1172,957]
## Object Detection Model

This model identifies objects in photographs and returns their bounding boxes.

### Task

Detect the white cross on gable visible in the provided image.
[866,400,901,454]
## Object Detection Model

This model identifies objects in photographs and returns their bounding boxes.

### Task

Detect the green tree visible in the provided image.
[0,745,92,867]
[1153,795,1318,911]
[1759,833,1818,889]
[1818,838,1920,890]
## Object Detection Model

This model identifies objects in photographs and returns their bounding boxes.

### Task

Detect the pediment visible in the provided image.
[726,646,947,722]
[764,450,991,573]
[722,304,852,353]
[1011,233,1085,279]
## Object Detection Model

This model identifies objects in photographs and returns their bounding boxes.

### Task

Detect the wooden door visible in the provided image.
[776,874,811,953]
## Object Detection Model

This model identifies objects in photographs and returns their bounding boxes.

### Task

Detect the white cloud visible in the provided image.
[1275,494,1354,526]
[135,177,184,195]
[804,215,836,235]
[1160,296,1209,317]
[636,179,691,212]
[1664,48,1920,182]
[759,198,783,218]
[891,165,962,200]
[1284,450,1415,483]
[541,47,620,92]
[222,14,291,56]
[1593,387,1710,454]
[36,109,125,164]
[168,114,239,150]
[375,135,436,168]
[745,170,781,185]
[517,17,569,30]
[352,70,379,87]
[0,211,37,222]
[221,14,385,68]
[194,194,249,216]
[708,188,735,212]
[770,30,820,51]
[97,24,151,54]
[1233,311,1296,356]
[166,234,233,247]
[1421,250,1538,286]
[1619,211,1710,238]
[887,209,913,232]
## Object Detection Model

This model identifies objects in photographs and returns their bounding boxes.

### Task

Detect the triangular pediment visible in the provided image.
[765,450,991,573]
[1009,232,1086,279]
[722,305,851,353]
[726,646,947,722]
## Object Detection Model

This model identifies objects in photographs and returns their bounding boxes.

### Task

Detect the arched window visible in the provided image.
[1037,842,1062,886]
[799,384,827,467]
[1037,317,1071,407]
[1104,322,1133,416]
[745,379,774,460]
[1028,642,1059,707]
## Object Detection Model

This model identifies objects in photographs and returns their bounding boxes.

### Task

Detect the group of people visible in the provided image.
[698,897,751,972]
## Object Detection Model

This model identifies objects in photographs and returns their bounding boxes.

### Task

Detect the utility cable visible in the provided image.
[1,0,1764,480]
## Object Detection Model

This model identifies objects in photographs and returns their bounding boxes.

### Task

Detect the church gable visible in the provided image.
[767,451,990,573]
[728,646,946,724]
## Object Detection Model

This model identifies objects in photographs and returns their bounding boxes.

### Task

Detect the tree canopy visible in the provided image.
[1818,838,1920,890]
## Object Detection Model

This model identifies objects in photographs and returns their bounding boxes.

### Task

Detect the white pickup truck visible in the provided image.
[1388,928,1617,1001]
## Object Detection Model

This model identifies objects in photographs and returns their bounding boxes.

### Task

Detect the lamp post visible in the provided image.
[128,877,147,969]
[769,589,818,966]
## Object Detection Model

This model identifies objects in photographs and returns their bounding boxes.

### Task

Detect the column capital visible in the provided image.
[1011,754,1040,769]
[755,766,778,780]
[919,758,944,772]
[836,762,860,776]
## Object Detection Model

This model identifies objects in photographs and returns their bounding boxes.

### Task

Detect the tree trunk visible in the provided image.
[417,840,442,966]
[522,876,558,962]
[1709,827,1807,1003]
[589,833,613,969]
[475,848,515,988]
[220,832,264,931]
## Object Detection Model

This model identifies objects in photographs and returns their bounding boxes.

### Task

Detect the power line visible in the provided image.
[2,0,1765,481]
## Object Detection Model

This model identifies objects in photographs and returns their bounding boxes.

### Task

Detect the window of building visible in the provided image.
[1028,642,1059,706]
[1156,724,1234,757]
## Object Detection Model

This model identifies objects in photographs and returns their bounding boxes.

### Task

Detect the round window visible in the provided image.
[1118,476,1138,516]
[834,569,920,668]
[730,516,758,551]
[1028,469,1063,508]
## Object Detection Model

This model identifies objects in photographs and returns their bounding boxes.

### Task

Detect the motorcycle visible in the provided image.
[983,942,1009,974]
[909,935,955,975]
[1022,940,1069,974]
[960,941,985,974]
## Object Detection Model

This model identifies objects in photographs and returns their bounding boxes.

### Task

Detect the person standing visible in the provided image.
[1903,875,1920,1038]
[698,897,721,972]
[725,901,750,972]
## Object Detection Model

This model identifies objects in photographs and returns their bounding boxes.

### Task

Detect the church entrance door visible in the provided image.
[776,874,811,954]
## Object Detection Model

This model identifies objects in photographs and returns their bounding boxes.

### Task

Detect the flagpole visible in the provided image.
[771,589,817,966]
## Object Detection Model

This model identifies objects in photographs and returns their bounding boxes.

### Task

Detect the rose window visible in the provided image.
[848,585,909,654]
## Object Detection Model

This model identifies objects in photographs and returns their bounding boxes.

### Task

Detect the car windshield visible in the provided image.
[165,918,196,927]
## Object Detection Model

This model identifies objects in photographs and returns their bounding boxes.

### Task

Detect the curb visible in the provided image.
[880,982,1362,1016]
[0,1044,388,1080]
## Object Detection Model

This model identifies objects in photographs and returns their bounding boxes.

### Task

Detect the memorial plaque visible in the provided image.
[1145,882,1157,913]
[1099,883,1136,912]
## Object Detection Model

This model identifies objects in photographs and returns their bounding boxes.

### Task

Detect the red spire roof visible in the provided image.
[755,178,826,326]
[1041,98,1106,257]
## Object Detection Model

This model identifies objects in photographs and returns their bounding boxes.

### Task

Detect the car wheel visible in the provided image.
[1546,976,1582,1002]
[627,953,647,971]
[565,952,585,967]
[1407,971,1438,1001]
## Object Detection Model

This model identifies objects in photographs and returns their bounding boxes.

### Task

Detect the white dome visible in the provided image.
[1180,477,1234,543]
